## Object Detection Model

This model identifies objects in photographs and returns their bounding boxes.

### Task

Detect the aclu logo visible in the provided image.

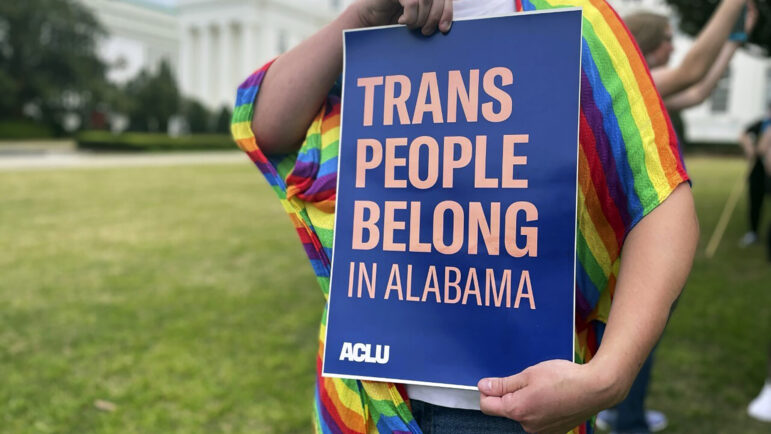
[339,342,390,364]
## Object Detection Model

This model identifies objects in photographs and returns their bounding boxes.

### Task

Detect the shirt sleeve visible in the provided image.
[230,60,342,289]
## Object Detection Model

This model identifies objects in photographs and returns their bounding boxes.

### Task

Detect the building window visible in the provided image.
[710,66,731,113]
[277,29,288,54]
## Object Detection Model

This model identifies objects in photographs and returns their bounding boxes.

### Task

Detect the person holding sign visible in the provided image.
[231,0,714,432]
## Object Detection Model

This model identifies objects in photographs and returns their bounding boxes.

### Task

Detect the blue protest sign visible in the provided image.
[323,9,583,389]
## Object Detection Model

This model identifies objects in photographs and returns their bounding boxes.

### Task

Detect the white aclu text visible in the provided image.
[339,342,390,364]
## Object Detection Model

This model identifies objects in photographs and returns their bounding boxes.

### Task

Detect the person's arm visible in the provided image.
[663,1,756,111]
[251,0,453,156]
[478,183,699,434]
[738,129,756,160]
[663,42,737,111]
[652,0,748,98]
[759,126,771,172]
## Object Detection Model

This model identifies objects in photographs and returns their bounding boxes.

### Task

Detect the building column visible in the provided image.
[219,21,234,108]
[199,24,213,106]
[241,21,258,78]
[261,22,279,61]
[179,26,194,97]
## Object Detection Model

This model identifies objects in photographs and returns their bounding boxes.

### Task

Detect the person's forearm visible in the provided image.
[654,0,746,97]
[478,184,699,433]
[759,129,771,155]
[251,5,366,155]
[759,129,771,172]
[587,183,699,395]
[664,42,738,111]
[739,134,755,160]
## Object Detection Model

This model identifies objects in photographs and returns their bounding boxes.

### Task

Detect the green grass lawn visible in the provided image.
[0,163,321,433]
[648,156,770,434]
[0,156,769,433]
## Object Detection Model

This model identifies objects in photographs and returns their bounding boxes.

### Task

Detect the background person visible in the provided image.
[760,120,771,260]
[738,109,771,247]
[745,81,771,426]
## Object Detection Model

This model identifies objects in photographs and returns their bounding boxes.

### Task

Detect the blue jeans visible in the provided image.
[411,400,527,433]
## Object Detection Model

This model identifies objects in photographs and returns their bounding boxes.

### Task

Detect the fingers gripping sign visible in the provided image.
[415,0,431,29]
[479,371,530,424]
[397,0,452,34]
[422,0,449,35]
[365,0,451,34]
[396,0,417,26]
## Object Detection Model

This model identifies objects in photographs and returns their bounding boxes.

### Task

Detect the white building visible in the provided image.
[82,0,770,143]
[79,0,344,110]
[176,0,341,108]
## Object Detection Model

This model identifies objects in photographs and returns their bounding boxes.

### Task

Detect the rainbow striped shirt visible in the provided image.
[231,0,688,432]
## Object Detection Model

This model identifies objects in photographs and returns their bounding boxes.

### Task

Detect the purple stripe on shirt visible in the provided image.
[575,284,593,320]
[238,68,267,90]
[303,173,337,197]
[255,160,278,178]
[290,159,320,180]
[580,71,632,227]
[303,241,322,261]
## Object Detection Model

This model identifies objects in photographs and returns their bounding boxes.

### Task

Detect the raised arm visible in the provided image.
[663,0,755,110]
[478,184,699,434]
[663,42,737,111]
[652,0,748,98]
[251,0,453,155]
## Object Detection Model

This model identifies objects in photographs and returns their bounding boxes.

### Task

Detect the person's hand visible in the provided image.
[478,359,627,434]
[355,0,453,35]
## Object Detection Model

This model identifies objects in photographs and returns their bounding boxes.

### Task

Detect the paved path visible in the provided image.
[0,151,249,171]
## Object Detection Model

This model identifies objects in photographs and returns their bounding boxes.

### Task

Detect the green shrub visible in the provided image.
[0,119,55,139]
[683,141,742,156]
[76,131,235,152]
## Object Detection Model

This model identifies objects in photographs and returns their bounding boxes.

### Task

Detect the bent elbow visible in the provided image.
[251,115,274,153]
[678,88,710,110]
[690,85,714,106]
[251,113,299,156]
[682,64,710,91]
[676,71,699,93]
